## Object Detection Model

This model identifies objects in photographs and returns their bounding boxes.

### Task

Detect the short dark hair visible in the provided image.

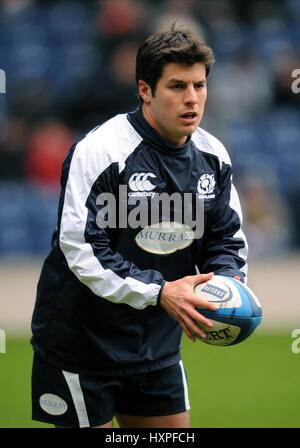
[136,24,215,99]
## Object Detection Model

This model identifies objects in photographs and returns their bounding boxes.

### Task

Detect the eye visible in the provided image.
[195,82,206,90]
[172,84,184,90]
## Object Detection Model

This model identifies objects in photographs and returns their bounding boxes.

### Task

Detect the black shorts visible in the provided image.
[31,353,190,427]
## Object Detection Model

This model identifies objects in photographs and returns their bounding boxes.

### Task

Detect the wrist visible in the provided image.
[157,280,167,307]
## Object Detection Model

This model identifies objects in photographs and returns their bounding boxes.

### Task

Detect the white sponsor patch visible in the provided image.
[135,222,194,254]
[39,393,68,416]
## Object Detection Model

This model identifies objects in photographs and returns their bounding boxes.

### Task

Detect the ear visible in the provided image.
[138,80,152,104]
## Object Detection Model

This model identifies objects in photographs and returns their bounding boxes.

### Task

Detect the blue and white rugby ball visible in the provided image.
[194,275,262,346]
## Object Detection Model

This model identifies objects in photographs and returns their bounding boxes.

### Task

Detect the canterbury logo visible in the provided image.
[128,173,156,192]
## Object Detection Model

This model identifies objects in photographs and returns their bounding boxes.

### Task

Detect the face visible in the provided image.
[139,62,207,145]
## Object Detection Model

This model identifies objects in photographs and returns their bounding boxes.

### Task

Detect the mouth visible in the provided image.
[179,111,198,124]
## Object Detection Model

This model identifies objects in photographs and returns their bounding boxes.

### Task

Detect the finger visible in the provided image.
[187,307,214,327]
[178,318,196,342]
[190,272,214,286]
[180,313,208,340]
[191,296,218,311]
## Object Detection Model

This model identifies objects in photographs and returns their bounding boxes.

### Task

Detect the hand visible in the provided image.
[160,273,217,342]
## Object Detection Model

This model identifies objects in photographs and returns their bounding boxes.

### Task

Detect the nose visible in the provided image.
[184,86,198,104]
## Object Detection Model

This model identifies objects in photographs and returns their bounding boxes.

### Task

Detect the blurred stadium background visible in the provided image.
[0,0,299,428]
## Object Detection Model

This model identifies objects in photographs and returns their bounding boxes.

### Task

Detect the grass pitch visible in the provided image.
[0,330,299,428]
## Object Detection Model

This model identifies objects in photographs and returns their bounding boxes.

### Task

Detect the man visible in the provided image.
[31,25,247,428]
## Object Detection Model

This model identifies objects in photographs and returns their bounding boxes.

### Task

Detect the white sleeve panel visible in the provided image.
[59,115,162,310]
[192,128,232,168]
[193,127,248,281]
[229,183,249,282]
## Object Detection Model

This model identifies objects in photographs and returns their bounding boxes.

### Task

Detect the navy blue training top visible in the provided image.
[31,107,247,376]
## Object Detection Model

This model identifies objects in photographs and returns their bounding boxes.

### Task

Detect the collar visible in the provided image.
[127,105,191,155]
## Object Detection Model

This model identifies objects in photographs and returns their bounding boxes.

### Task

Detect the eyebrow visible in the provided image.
[167,78,206,84]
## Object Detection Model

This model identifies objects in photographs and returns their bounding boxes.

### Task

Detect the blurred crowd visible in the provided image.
[0,0,299,257]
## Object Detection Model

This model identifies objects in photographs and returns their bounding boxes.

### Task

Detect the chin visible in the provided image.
[185,124,199,135]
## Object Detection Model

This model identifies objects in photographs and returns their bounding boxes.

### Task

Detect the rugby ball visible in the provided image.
[194,275,262,346]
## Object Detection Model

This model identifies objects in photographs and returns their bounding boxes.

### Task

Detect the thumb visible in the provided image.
[191,272,214,286]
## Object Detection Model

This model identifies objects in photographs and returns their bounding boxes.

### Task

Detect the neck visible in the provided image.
[141,103,187,146]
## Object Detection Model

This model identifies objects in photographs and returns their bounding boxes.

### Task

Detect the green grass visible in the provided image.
[0,337,51,428]
[0,331,299,428]
[184,330,300,428]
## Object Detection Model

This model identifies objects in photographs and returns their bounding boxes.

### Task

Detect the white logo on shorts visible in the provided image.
[39,393,68,415]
